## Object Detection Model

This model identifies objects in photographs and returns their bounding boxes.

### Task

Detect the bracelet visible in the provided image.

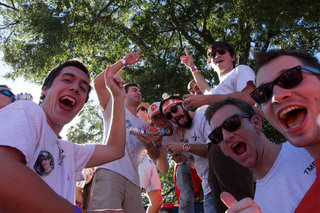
[147,144,154,151]
[190,66,197,71]
[74,205,82,213]
[192,70,198,75]
[183,158,190,164]
[156,144,162,149]
[120,58,127,67]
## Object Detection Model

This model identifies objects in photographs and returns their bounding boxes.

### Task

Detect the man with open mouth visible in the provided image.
[205,98,315,213]
[180,41,256,212]
[0,58,127,212]
[221,50,320,212]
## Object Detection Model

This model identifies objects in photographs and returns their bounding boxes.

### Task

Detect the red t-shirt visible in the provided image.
[295,157,320,212]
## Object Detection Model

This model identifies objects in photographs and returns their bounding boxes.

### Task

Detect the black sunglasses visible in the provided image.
[250,65,320,104]
[208,113,252,144]
[165,103,181,120]
[0,89,14,97]
[208,48,226,58]
[138,106,147,112]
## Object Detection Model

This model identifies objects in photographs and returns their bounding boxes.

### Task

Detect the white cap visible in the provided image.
[148,102,161,118]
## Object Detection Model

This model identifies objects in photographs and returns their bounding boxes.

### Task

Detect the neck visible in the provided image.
[126,102,139,116]
[253,140,282,179]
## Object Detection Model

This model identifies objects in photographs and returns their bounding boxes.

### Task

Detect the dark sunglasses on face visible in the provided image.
[250,65,320,105]
[0,89,14,97]
[138,107,147,112]
[208,113,252,144]
[208,48,226,58]
[165,103,181,120]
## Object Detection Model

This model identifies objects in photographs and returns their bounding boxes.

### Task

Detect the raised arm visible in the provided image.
[86,65,126,167]
[183,81,256,108]
[94,51,143,110]
[180,48,211,93]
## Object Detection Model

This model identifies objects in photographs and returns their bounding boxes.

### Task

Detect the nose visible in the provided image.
[70,83,80,93]
[271,85,291,104]
[222,129,235,143]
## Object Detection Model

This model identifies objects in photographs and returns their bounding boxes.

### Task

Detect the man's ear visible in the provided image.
[251,115,262,134]
[42,86,48,97]
[231,54,236,62]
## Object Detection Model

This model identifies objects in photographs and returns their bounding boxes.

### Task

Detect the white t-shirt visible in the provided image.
[98,97,149,187]
[205,65,255,95]
[181,108,211,195]
[254,142,316,213]
[0,101,95,203]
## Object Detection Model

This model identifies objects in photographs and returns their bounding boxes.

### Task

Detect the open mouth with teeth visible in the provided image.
[232,142,247,156]
[59,96,76,111]
[215,59,223,64]
[279,106,307,129]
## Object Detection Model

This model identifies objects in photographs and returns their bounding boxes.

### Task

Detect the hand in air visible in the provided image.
[104,65,126,98]
[124,50,143,66]
[180,48,195,68]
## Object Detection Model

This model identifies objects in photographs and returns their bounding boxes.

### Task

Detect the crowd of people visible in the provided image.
[0,40,320,213]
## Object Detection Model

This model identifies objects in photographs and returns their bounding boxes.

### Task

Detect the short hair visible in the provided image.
[39,59,92,105]
[187,79,197,91]
[124,83,140,93]
[207,41,236,64]
[159,95,183,115]
[254,49,320,73]
[205,98,256,125]
[0,84,12,91]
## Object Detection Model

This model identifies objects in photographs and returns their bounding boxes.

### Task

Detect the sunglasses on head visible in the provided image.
[250,65,320,105]
[208,113,252,144]
[0,89,14,97]
[165,103,181,120]
[208,48,226,58]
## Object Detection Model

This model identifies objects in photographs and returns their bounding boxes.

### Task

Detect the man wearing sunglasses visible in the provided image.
[221,50,320,212]
[180,42,256,212]
[160,96,217,213]
[205,98,315,213]
[0,84,14,109]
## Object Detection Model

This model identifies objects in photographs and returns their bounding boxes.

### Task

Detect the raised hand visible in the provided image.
[104,65,126,98]
[180,48,195,68]
[123,50,143,66]
[220,192,262,213]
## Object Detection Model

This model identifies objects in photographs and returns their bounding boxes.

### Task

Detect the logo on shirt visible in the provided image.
[34,150,54,176]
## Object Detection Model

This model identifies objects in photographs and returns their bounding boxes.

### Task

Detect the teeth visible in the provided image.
[279,106,303,120]
[231,142,239,149]
[62,96,75,106]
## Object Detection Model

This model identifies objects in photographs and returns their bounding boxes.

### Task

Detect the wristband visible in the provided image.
[120,58,127,67]
[190,66,197,71]
[156,144,162,149]
[147,144,154,151]
[74,205,82,213]
[183,158,190,164]
[192,70,198,75]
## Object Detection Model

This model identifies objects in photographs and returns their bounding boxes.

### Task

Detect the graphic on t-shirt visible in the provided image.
[34,150,54,176]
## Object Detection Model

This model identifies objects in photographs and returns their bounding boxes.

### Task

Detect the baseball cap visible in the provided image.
[148,102,161,118]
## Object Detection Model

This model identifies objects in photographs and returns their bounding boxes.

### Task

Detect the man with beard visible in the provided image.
[221,50,320,212]
[205,98,315,213]
[160,96,216,213]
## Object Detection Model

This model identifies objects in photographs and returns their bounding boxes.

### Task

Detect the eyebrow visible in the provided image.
[61,73,90,88]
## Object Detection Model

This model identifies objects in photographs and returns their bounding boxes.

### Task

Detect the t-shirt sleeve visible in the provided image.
[73,143,96,174]
[235,65,256,92]
[0,102,43,164]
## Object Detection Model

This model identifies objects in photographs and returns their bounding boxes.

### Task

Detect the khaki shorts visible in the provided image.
[88,169,145,213]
